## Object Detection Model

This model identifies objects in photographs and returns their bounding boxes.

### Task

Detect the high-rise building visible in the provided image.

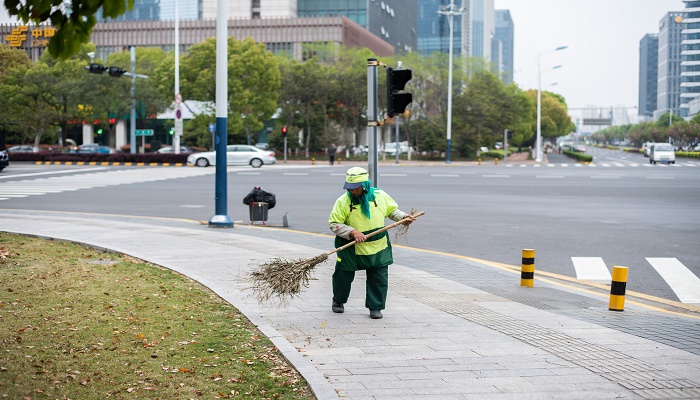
[493,9,513,83]
[468,0,493,62]
[681,0,700,117]
[417,0,463,57]
[203,0,297,19]
[159,0,201,21]
[98,0,160,21]
[297,0,417,54]
[639,34,658,118]
[655,12,684,119]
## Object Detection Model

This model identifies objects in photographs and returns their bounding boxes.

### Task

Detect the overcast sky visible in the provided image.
[494,0,683,115]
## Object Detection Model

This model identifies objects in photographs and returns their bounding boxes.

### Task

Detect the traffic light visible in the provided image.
[97,128,103,135]
[87,63,107,74]
[386,67,413,118]
[169,128,174,135]
[108,67,126,77]
[282,126,287,137]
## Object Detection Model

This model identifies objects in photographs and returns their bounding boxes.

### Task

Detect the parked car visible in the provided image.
[649,143,675,164]
[187,145,276,168]
[77,144,110,154]
[156,146,193,153]
[0,149,8,171]
[573,145,586,153]
[6,145,34,153]
[383,142,409,156]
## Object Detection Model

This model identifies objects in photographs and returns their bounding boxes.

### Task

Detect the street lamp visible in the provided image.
[536,46,567,162]
[438,0,462,164]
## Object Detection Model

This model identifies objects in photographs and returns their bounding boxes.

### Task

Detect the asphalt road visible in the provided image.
[2,147,699,303]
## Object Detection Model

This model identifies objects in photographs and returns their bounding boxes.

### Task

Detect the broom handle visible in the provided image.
[327,211,425,255]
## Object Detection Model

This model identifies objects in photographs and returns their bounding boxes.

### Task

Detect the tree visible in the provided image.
[154,37,280,147]
[526,90,573,145]
[3,0,134,60]
[0,45,32,143]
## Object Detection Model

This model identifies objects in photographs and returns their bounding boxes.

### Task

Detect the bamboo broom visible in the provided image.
[248,211,425,303]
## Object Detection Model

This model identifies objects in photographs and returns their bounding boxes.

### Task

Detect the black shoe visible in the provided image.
[369,309,383,319]
[332,298,344,313]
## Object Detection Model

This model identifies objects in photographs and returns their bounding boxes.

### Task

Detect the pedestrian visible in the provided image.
[328,143,337,165]
[328,167,415,319]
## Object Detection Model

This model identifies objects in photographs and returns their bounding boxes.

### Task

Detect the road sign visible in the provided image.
[208,123,216,133]
[175,93,182,104]
[134,129,154,136]
[175,108,182,120]
[582,118,612,126]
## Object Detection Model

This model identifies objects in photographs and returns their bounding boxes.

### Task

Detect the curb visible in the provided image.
[33,161,189,167]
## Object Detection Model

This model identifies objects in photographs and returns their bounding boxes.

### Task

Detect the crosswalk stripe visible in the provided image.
[646,258,700,304]
[571,257,612,282]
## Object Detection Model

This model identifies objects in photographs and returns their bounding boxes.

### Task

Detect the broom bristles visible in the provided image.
[248,253,329,303]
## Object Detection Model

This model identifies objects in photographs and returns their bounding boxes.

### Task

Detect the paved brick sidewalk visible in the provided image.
[2,210,699,400]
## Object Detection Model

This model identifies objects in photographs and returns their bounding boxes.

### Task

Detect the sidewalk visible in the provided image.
[2,210,699,400]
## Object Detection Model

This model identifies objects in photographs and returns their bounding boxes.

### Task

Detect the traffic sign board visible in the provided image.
[175,93,182,104]
[175,108,182,120]
[208,123,216,133]
[134,129,154,136]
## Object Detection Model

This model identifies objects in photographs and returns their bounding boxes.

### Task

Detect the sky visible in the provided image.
[493,0,683,118]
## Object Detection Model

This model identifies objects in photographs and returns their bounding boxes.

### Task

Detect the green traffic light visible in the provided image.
[169,129,174,135]
[97,129,103,134]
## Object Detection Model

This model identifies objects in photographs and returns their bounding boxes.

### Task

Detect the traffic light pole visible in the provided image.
[367,58,379,186]
[130,46,136,154]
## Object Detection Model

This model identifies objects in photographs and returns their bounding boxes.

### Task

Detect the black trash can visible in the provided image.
[243,186,275,225]
[249,202,269,225]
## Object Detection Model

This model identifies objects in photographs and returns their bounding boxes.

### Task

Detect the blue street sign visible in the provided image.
[208,123,216,133]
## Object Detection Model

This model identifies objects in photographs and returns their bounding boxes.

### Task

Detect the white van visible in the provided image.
[642,142,654,157]
[649,143,675,164]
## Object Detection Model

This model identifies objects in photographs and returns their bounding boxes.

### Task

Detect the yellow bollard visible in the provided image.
[338,157,341,165]
[311,157,315,165]
[495,157,498,165]
[520,249,535,287]
[478,158,481,165]
[608,266,628,311]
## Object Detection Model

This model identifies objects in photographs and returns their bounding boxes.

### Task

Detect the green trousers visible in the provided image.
[332,264,388,310]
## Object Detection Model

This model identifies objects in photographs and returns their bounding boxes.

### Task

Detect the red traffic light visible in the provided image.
[282,126,287,136]
[87,63,107,74]
[108,67,126,77]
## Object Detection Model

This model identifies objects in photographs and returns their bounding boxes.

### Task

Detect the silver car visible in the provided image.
[187,145,276,168]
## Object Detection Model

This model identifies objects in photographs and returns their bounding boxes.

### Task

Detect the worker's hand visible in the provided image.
[402,215,416,225]
[350,230,366,243]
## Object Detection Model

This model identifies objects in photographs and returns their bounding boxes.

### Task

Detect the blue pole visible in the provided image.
[208,0,232,228]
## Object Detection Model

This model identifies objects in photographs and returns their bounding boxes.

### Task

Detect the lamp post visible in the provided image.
[438,0,462,164]
[536,46,567,162]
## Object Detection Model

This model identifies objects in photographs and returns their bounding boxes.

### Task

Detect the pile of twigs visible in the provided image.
[248,211,424,304]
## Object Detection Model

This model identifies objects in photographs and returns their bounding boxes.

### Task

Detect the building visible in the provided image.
[417,0,463,57]
[639,33,659,118]
[493,9,513,83]
[681,0,700,117]
[159,0,202,21]
[298,0,417,54]
[467,0,493,62]
[1,16,394,63]
[655,12,684,119]
[97,0,160,21]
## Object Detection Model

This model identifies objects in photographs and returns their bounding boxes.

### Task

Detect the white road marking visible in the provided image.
[645,176,674,180]
[0,167,111,179]
[482,174,510,178]
[571,257,612,282]
[430,174,459,177]
[646,258,700,304]
[535,175,565,179]
[380,174,407,177]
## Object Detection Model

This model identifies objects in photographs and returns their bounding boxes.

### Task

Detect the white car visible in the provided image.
[157,146,193,153]
[187,145,276,168]
[649,143,675,164]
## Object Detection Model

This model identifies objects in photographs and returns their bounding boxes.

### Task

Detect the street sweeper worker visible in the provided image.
[328,167,415,319]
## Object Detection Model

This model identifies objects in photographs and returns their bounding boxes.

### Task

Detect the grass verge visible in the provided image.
[0,233,315,399]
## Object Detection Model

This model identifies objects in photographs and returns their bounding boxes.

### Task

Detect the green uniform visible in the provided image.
[328,189,401,310]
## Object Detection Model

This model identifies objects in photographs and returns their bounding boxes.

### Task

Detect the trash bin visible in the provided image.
[249,202,269,225]
[243,186,275,225]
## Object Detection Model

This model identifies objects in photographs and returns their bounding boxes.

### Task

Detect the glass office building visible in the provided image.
[298,0,417,53]
[656,12,684,118]
[417,0,462,57]
[639,34,658,118]
[493,9,513,83]
[681,0,700,116]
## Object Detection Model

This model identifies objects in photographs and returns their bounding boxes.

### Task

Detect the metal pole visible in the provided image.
[395,115,400,164]
[130,46,136,154]
[446,3,454,164]
[283,136,288,163]
[504,129,508,164]
[367,58,378,186]
[536,53,542,162]
[174,0,180,154]
[208,0,232,228]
